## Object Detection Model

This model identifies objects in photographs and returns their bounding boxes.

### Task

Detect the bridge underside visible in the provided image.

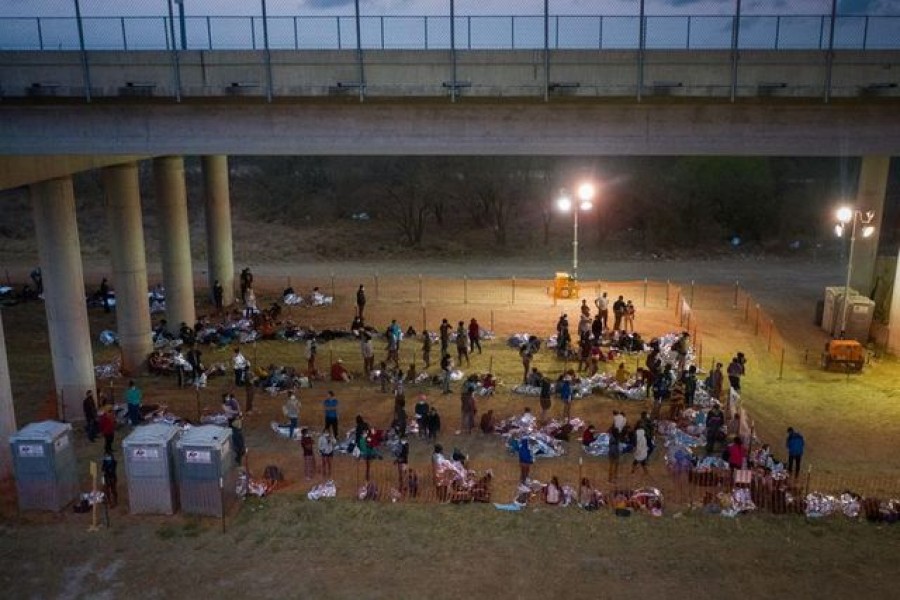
[0,102,898,186]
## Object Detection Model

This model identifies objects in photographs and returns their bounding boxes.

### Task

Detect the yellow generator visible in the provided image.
[822,339,865,372]
[553,272,579,300]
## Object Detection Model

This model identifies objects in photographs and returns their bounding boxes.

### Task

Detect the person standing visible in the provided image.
[631,427,649,475]
[124,381,142,426]
[682,365,698,407]
[98,405,116,454]
[395,436,409,492]
[707,362,724,401]
[232,347,250,387]
[318,430,335,478]
[360,333,375,375]
[786,427,805,478]
[421,330,432,368]
[323,391,339,437]
[231,416,246,466]
[518,438,534,483]
[439,318,451,355]
[99,278,111,313]
[594,292,609,331]
[356,284,366,319]
[539,376,552,421]
[468,318,482,354]
[612,295,626,331]
[239,267,253,304]
[728,353,746,393]
[440,353,453,394]
[455,321,470,367]
[624,300,636,332]
[705,403,725,455]
[520,346,533,385]
[83,390,98,442]
[212,279,224,312]
[101,450,118,509]
[559,375,573,421]
[306,337,318,377]
[607,426,621,483]
[460,375,477,435]
[300,429,316,480]
[283,392,300,439]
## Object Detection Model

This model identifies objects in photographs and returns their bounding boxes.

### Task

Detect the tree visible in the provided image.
[375,157,433,247]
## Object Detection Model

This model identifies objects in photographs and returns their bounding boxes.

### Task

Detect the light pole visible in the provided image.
[834,206,876,338]
[557,182,595,280]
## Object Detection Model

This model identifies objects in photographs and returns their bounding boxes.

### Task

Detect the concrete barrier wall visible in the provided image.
[1,49,897,100]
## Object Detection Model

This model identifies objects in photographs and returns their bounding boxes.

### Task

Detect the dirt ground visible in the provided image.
[1,258,899,598]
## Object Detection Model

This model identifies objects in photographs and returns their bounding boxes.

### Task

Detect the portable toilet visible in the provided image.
[844,295,875,343]
[176,425,237,518]
[123,423,180,515]
[823,286,861,336]
[9,421,78,511]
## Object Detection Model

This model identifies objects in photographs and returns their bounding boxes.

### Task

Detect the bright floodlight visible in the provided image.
[557,194,572,212]
[834,224,844,237]
[862,225,876,238]
[577,182,595,202]
[836,206,853,224]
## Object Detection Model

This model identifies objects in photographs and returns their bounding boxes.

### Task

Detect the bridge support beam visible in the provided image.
[851,156,890,295]
[202,155,235,308]
[0,311,16,479]
[153,156,195,333]
[103,162,152,374]
[30,176,95,422]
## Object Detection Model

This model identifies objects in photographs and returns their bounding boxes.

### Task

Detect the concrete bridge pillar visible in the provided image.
[0,310,16,479]
[202,155,235,307]
[851,156,890,296]
[30,176,95,422]
[153,156,195,333]
[103,162,152,374]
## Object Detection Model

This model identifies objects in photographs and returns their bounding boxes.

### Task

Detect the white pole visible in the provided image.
[573,207,579,280]
[840,212,857,338]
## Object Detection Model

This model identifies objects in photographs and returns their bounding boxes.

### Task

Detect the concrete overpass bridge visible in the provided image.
[0,31,899,475]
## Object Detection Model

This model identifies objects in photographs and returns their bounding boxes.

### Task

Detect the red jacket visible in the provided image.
[98,411,116,437]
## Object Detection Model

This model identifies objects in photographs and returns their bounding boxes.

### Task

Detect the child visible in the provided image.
[300,428,316,480]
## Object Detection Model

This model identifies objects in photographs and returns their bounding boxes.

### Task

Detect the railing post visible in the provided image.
[120,17,127,51]
[510,15,515,49]
[165,1,182,102]
[775,15,781,50]
[686,15,691,48]
[261,0,274,103]
[637,0,645,102]
[207,16,212,50]
[293,16,299,50]
[424,16,428,49]
[824,0,837,103]
[337,16,342,49]
[450,0,458,103]
[381,16,385,50]
[36,17,44,50]
[73,0,92,102]
[730,0,742,103]
[862,15,869,49]
[543,0,550,102]
[250,16,256,49]
[354,0,365,102]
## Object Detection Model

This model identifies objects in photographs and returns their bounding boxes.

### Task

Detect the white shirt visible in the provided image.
[613,413,626,432]
[596,295,609,311]
[233,352,249,370]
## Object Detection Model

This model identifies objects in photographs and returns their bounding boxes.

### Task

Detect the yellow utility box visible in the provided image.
[553,272,578,299]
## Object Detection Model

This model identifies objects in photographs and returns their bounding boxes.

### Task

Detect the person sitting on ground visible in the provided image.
[350,315,364,335]
[582,424,596,447]
[479,409,495,434]
[480,372,497,393]
[615,362,630,385]
[330,359,351,382]
[544,476,563,505]
[520,407,536,428]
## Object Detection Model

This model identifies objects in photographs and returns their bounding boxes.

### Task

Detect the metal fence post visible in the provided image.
[354,0,365,102]
[511,276,516,305]
[463,275,468,304]
[643,277,648,307]
[755,304,760,335]
[331,272,336,300]
[665,279,670,309]
[418,274,423,306]
[543,0,550,102]
[823,0,837,103]
[636,0,645,102]
[733,280,739,308]
[779,348,785,379]
[690,279,695,307]
[374,272,379,300]
[730,0,742,103]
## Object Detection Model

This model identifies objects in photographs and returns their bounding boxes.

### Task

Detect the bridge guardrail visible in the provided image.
[0,13,898,52]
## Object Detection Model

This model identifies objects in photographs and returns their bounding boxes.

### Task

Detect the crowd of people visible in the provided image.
[77,271,808,510]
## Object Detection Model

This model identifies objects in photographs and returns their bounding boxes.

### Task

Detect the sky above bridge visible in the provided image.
[0,0,898,18]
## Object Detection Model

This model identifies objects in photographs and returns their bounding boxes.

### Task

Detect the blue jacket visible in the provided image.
[787,431,805,456]
[518,439,534,464]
